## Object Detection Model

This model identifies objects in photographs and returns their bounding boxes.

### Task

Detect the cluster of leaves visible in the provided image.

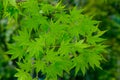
[62,0,120,80]
[3,0,106,80]
[79,0,120,80]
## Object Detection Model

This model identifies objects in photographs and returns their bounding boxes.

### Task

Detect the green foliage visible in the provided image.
[0,0,16,80]
[3,0,106,80]
[65,0,120,79]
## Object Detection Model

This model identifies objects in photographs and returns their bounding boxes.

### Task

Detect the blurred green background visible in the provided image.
[0,0,120,80]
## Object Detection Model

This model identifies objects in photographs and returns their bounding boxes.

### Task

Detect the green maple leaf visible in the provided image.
[87,53,103,69]
[13,28,30,46]
[73,53,88,75]
[7,44,25,61]
[15,69,32,80]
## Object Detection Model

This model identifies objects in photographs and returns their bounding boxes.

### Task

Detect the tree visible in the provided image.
[2,0,106,80]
